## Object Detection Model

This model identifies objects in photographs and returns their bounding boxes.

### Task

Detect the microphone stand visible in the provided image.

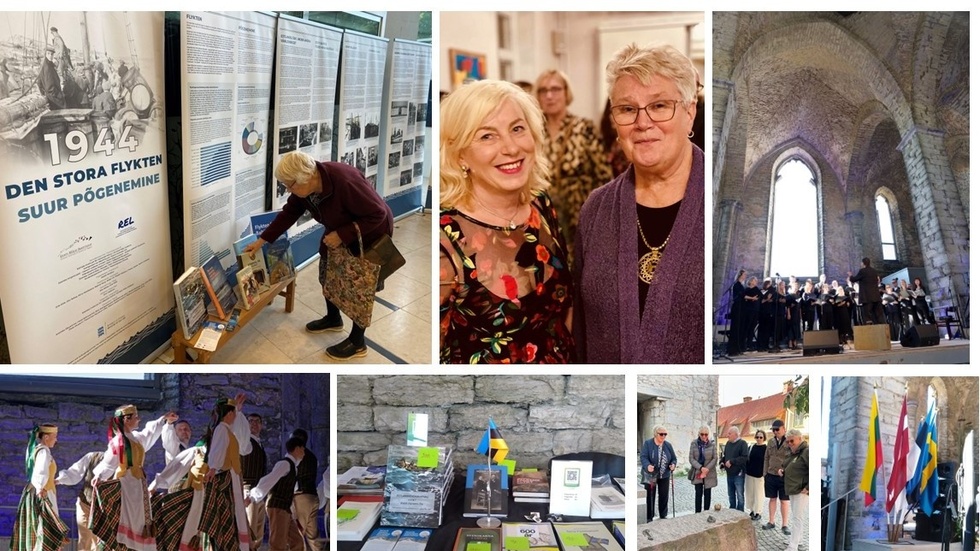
[713,277,737,362]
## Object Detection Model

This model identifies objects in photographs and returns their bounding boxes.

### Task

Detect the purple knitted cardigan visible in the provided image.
[574,144,705,364]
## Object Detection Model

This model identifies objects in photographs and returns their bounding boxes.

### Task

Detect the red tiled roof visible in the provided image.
[716,391,787,438]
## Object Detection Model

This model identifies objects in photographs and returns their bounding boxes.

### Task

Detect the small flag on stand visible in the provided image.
[476,418,509,464]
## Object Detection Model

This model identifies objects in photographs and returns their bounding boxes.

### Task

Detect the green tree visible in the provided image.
[783,375,809,415]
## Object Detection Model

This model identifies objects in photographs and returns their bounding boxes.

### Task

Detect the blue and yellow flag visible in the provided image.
[476,418,509,464]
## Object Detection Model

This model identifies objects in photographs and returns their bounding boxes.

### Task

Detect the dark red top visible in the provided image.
[260,161,393,256]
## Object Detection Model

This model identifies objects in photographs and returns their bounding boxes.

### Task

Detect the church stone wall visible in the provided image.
[336,375,625,473]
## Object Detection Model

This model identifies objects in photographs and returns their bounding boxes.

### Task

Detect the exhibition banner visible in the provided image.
[380,40,431,198]
[0,12,172,363]
[179,11,276,276]
[337,31,389,193]
[272,15,343,238]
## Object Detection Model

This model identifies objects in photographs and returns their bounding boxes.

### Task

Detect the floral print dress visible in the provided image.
[439,191,575,363]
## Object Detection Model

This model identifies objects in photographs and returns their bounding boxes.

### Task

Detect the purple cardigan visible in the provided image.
[260,161,393,257]
[574,144,705,364]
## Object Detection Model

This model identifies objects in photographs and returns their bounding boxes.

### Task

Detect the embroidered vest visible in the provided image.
[221,428,241,474]
[116,437,146,480]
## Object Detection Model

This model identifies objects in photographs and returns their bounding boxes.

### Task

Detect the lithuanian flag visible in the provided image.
[860,389,884,506]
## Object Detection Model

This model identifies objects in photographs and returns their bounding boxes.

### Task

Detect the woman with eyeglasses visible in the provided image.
[574,44,704,364]
[534,69,611,265]
[640,426,676,520]
[244,150,394,361]
[746,429,768,521]
[687,426,717,513]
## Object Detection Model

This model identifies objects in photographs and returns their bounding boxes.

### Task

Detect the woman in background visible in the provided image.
[535,69,611,263]
[745,429,768,521]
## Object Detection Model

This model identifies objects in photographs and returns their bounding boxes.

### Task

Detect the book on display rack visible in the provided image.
[174,266,208,340]
[200,254,238,319]
[463,463,509,518]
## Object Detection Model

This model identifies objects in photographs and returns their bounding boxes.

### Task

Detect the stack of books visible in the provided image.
[513,469,550,503]
[589,486,626,519]
[337,465,386,496]
[361,527,432,551]
[380,445,454,529]
[336,495,383,541]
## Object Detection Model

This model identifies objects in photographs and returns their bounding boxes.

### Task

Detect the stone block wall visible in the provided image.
[0,373,330,538]
[336,375,625,473]
[637,375,719,474]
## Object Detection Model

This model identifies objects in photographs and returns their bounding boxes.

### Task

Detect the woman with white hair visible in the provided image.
[575,43,704,364]
[244,151,394,360]
[687,425,718,513]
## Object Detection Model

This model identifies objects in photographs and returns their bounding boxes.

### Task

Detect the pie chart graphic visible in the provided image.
[242,122,263,155]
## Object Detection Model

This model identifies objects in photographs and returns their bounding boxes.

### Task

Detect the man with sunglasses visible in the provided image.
[641,426,676,520]
[763,419,792,535]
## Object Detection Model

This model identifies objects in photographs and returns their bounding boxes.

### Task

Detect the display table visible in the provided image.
[171,277,295,364]
[338,472,621,551]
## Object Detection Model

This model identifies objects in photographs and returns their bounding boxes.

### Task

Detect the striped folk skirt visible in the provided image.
[11,486,69,551]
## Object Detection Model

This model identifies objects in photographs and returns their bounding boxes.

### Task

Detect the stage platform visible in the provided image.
[713,337,969,364]
[852,538,963,551]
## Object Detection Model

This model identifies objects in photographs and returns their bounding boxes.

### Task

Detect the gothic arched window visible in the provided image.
[876,194,897,260]
[770,159,818,277]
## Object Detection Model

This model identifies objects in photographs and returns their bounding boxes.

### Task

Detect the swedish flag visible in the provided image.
[476,419,509,464]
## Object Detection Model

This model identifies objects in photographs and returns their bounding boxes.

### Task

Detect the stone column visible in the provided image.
[897,126,969,316]
[714,199,741,321]
[712,79,736,209]
[844,211,865,274]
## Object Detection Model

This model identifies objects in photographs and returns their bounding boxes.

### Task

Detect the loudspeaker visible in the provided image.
[901,324,941,347]
[915,510,943,542]
[802,330,840,356]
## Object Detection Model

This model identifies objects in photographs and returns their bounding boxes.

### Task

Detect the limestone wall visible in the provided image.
[336,375,625,473]
[637,375,719,473]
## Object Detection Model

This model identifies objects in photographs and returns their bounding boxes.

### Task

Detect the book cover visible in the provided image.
[552,522,623,551]
[549,460,593,517]
[174,266,207,341]
[337,497,383,541]
[338,465,386,494]
[452,527,501,551]
[390,528,432,551]
[200,255,237,320]
[235,266,261,310]
[237,249,270,293]
[361,528,402,551]
[513,470,550,496]
[502,523,559,551]
[233,233,258,256]
[249,211,296,285]
[381,445,454,529]
[589,486,625,519]
[463,464,509,518]
[265,234,296,285]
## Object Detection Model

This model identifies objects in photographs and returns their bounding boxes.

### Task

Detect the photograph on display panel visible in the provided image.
[711,12,969,365]
[439,11,705,364]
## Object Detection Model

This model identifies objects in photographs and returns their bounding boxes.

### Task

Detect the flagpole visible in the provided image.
[477,416,501,528]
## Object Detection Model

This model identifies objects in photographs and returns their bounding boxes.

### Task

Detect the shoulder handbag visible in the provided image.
[363,232,405,283]
[322,223,380,328]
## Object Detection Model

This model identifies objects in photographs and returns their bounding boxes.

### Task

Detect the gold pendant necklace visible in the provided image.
[637,219,670,284]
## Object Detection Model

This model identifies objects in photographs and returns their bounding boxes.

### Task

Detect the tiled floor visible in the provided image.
[155,212,432,364]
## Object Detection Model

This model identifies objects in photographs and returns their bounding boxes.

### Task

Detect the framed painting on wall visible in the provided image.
[449,49,486,90]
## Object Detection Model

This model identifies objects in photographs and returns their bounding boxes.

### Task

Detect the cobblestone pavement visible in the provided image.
[646,473,809,551]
